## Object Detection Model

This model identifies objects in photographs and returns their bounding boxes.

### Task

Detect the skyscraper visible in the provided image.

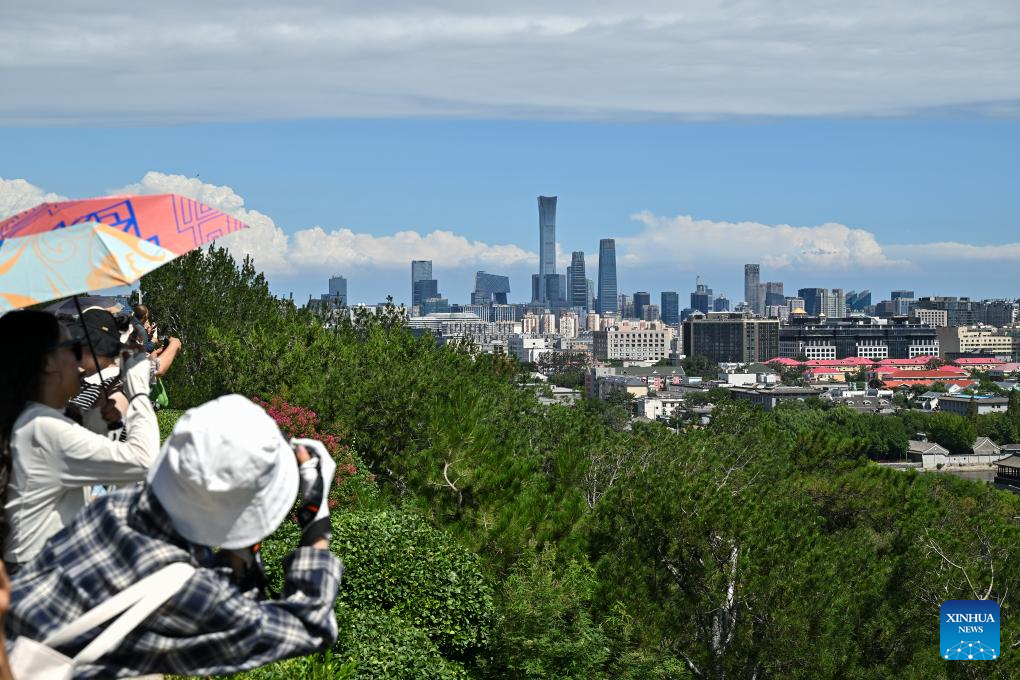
[764,282,785,308]
[633,292,650,320]
[597,239,618,315]
[410,260,438,307]
[411,260,434,307]
[473,271,510,304]
[537,196,557,303]
[797,287,826,317]
[569,251,587,310]
[744,264,761,313]
[691,276,714,314]
[327,275,347,305]
[661,291,680,325]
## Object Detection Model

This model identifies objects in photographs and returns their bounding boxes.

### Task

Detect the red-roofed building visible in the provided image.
[952,357,1005,373]
[874,356,938,370]
[805,367,845,382]
[765,357,802,367]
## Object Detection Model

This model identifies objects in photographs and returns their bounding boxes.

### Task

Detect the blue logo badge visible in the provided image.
[941,600,999,660]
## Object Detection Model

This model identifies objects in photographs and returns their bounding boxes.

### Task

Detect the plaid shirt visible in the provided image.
[5,485,343,678]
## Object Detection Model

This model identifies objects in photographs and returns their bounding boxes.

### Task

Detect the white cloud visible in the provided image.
[1,1,1017,124]
[287,226,535,269]
[886,242,1020,263]
[0,178,66,222]
[620,212,904,270]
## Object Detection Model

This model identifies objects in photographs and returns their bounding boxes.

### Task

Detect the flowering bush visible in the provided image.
[253,396,359,492]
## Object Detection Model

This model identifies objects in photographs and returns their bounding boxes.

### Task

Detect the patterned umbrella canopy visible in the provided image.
[0,193,247,255]
[45,294,130,320]
[1,222,176,311]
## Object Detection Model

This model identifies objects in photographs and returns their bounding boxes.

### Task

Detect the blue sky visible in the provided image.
[2,1,1018,305]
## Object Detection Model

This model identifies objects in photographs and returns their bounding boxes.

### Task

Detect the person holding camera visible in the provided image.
[4,395,342,678]
[132,304,181,378]
[0,310,160,572]
[65,309,132,437]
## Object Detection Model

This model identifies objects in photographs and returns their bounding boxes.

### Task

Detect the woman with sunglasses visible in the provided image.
[0,310,159,573]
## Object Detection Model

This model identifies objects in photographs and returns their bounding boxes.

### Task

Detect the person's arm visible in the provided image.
[46,394,159,485]
[45,353,160,486]
[154,337,181,377]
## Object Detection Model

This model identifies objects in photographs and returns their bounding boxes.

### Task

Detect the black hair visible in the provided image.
[0,310,61,543]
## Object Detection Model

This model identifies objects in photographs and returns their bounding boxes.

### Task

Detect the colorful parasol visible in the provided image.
[0,222,178,311]
[0,193,247,255]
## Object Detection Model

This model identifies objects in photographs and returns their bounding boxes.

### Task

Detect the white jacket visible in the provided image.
[3,396,159,564]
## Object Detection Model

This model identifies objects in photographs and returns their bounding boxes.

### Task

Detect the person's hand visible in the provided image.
[121,350,155,399]
[291,438,336,547]
[99,394,121,423]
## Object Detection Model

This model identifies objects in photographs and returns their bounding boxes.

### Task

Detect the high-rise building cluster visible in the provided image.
[304,202,1020,382]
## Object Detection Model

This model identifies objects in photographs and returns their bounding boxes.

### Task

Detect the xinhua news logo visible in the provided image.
[941,600,999,661]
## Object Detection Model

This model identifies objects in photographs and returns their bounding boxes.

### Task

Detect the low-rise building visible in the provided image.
[510,336,552,364]
[937,325,1017,360]
[989,363,1020,379]
[910,437,1007,469]
[952,357,1005,373]
[728,386,820,411]
[937,395,1010,416]
[593,320,674,362]
[995,454,1020,494]
[598,375,649,400]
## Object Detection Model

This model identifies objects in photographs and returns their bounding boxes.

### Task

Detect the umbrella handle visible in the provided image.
[73,295,111,400]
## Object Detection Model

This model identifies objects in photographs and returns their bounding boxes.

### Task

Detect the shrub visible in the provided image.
[157,408,185,443]
[330,510,494,658]
[334,605,468,680]
[253,396,372,511]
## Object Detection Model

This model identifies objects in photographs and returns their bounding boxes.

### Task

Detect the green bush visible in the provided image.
[157,408,185,443]
[334,605,467,680]
[330,510,493,658]
[213,650,355,680]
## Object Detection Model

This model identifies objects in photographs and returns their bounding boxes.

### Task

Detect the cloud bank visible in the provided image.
[2,1,1018,124]
[618,212,905,270]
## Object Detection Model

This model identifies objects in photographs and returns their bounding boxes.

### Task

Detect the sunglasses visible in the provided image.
[50,338,84,361]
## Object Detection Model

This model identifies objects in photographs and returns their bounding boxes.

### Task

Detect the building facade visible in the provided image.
[593,321,674,362]
[744,264,761,314]
[473,271,510,304]
[596,239,618,316]
[661,291,680,325]
[682,313,780,364]
[568,251,588,309]
[913,308,949,328]
[411,260,435,308]
[937,325,1018,359]
[690,276,714,314]
[633,291,650,321]
[779,317,939,360]
[536,196,557,304]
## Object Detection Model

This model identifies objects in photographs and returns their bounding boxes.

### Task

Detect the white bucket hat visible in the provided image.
[147,394,299,549]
